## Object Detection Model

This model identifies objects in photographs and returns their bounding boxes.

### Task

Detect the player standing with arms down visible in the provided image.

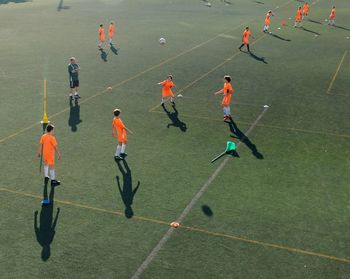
[98,24,106,50]
[108,20,116,46]
[214,75,234,122]
[294,6,303,28]
[68,57,80,100]
[263,11,274,33]
[38,124,61,187]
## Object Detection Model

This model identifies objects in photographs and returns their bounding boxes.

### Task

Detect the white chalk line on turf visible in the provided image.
[131,105,270,279]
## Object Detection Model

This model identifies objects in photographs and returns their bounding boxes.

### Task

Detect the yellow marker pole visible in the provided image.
[41,79,50,124]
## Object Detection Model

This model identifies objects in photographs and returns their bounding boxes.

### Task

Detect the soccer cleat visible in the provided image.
[51,180,61,187]
[114,156,123,161]
[120,153,127,158]
[74,94,81,99]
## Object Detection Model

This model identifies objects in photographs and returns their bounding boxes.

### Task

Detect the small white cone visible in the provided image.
[263,105,269,108]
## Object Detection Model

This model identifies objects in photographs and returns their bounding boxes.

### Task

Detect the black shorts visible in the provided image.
[70,80,79,88]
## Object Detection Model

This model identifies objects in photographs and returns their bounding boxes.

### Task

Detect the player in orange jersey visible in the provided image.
[38,124,61,187]
[302,2,309,19]
[263,10,274,33]
[108,20,115,46]
[214,75,234,121]
[98,24,105,49]
[238,27,254,52]
[158,75,176,105]
[112,109,133,160]
[328,6,336,26]
[294,6,303,28]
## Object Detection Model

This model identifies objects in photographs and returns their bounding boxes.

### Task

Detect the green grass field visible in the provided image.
[0,0,349,278]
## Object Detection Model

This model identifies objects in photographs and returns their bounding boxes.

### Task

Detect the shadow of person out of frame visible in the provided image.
[115,159,140,219]
[34,178,60,261]
[227,118,264,159]
[57,0,70,11]
[68,99,82,132]
[161,103,187,132]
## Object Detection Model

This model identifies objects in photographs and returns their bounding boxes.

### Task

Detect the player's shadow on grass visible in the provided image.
[308,19,322,25]
[110,45,119,55]
[115,160,140,219]
[300,27,320,36]
[99,49,108,62]
[34,179,60,261]
[161,104,187,132]
[228,119,264,159]
[333,25,350,32]
[68,99,82,132]
[57,0,69,11]
[268,33,291,42]
[248,51,268,64]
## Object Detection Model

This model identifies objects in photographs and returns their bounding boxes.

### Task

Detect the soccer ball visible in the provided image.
[159,37,166,45]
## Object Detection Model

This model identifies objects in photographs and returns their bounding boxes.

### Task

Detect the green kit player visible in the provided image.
[68,57,80,100]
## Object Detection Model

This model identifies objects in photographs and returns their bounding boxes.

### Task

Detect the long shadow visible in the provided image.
[308,19,322,25]
[334,25,350,32]
[300,27,320,36]
[249,51,268,64]
[253,0,264,4]
[161,104,187,132]
[269,33,291,42]
[115,160,140,219]
[57,0,69,11]
[68,99,82,132]
[0,0,29,4]
[228,118,264,159]
[99,49,108,62]
[34,179,60,261]
[110,45,119,55]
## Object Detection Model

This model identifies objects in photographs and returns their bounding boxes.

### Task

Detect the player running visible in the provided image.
[38,124,61,187]
[158,75,176,106]
[238,27,254,52]
[112,109,133,160]
[214,75,234,122]
[263,10,274,33]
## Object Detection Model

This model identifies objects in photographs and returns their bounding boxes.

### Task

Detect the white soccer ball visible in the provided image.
[159,37,166,45]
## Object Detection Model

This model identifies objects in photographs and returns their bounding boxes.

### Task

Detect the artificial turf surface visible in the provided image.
[0,0,349,278]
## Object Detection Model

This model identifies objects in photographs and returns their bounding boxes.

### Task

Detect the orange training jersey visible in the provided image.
[295,9,302,21]
[161,80,175,97]
[243,30,251,44]
[265,13,271,25]
[40,134,57,166]
[222,82,233,106]
[329,8,336,19]
[113,117,127,142]
[303,3,309,15]
[108,24,115,38]
[99,27,105,41]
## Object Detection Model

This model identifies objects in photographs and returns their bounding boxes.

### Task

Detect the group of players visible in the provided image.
[37,2,339,192]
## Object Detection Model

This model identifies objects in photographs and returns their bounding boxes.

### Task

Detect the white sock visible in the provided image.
[44,165,49,178]
[115,144,122,156]
[74,91,79,95]
[49,168,56,180]
[226,106,231,116]
[161,98,165,104]
[171,97,174,103]
[121,143,126,154]
[109,38,113,44]
[223,107,227,116]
